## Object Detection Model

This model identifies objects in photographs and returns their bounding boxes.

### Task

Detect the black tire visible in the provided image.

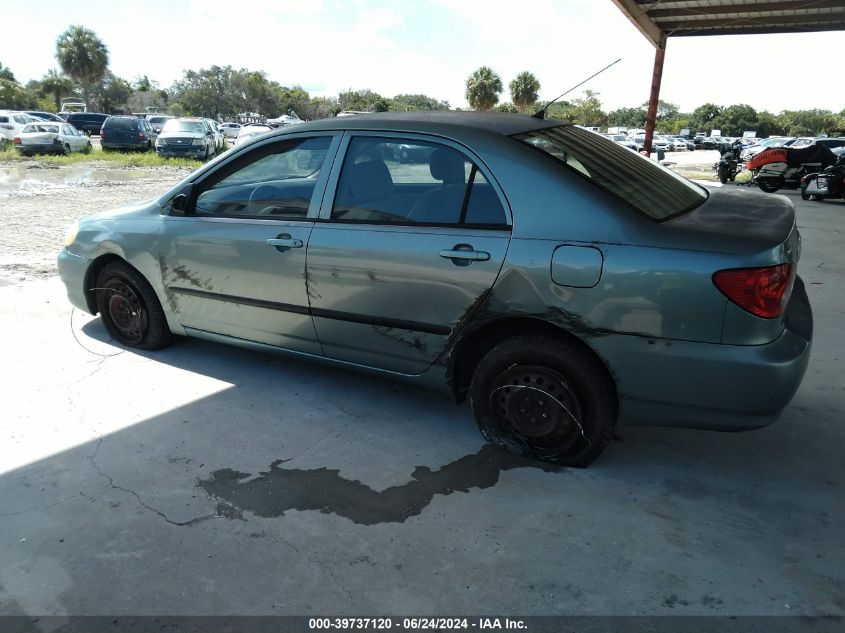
[757,179,781,193]
[718,164,728,184]
[801,190,810,201]
[83,141,92,154]
[63,143,71,155]
[95,261,171,350]
[469,335,617,467]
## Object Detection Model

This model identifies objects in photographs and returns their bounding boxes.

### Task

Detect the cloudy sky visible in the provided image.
[2,0,843,114]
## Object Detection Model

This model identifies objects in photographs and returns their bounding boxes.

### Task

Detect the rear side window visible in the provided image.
[331,137,507,227]
[514,126,707,221]
[0,117,8,123]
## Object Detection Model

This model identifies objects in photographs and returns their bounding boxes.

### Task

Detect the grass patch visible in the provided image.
[0,146,206,169]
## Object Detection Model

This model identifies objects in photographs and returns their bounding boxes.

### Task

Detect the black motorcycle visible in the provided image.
[717,140,743,184]
[801,152,845,201]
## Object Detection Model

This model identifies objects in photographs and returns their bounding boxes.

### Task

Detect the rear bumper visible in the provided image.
[57,249,93,314]
[102,141,148,150]
[17,141,64,154]
[594,277,813,430]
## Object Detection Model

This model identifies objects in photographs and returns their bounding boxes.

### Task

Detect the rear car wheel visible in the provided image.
[95,261,171,350]
[469,335,617,467]
[83,142,92,154]
[718,164,728,184]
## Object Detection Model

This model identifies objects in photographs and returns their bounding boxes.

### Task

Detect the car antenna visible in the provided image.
[532,58,622,119]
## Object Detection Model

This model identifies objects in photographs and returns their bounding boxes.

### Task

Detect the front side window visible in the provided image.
[193,136,331,220]
[515,125,707,221]
[331,137,507,226]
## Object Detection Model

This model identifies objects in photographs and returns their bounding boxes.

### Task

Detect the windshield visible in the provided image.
[514,125,707,221]
[163,120,204,134]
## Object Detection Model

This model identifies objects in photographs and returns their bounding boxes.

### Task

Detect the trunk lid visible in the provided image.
[662,186,799,265]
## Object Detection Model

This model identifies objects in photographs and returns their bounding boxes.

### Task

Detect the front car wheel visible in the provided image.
[95,261,171,349]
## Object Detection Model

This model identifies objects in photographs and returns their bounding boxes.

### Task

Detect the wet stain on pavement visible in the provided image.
[197,444,562,525]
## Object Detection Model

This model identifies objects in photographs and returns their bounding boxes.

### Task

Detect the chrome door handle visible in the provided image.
[266,237,303,249]
[439,248,490,262]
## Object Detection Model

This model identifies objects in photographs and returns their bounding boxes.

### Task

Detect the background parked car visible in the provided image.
[13,121,91,155]
[220,122,242,139]
[65,112,109,135]
[147,115,173,135]
[25,111,65,122]
[234,123,273,145]
[0,110,36,148]
[100,116,157,152]
[199,118,224,152]
[604,134,638,151]
[156,118,216,159]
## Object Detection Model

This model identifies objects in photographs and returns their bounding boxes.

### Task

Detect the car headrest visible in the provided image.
[342,160,394,204]
[429,148,466,184]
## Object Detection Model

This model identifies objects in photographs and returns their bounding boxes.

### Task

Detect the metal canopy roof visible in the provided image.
[612,0,845,47]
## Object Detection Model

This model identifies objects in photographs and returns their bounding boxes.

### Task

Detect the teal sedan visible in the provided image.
[58,112,812,466]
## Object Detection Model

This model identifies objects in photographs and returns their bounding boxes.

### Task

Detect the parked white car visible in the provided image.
[234,123,272,145]
[0,111,36,148]
[13,121,92,155]
[219,122,242,139]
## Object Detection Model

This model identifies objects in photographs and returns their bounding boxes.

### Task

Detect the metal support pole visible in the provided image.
[644,39,666,158]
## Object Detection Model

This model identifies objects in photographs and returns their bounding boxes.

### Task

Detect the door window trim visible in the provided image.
[167,132,342,221]
[316,131,512,229]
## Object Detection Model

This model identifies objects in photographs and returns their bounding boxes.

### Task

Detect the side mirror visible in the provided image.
[169,183,194,216]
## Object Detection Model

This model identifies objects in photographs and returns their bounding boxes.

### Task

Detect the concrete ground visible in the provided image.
[0,188,842,618]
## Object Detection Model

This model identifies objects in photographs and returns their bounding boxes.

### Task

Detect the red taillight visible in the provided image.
[13,136,21,144]
[713,263,795,319]
[139,132,146,140]
[800,176,807,185]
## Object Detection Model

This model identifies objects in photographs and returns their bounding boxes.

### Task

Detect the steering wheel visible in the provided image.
[247,184,282,215]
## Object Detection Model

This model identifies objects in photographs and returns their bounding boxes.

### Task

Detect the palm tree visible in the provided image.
[40,69,74,111]
[509,71,541,113]
[465,66,503,111]
[55,26,109,109]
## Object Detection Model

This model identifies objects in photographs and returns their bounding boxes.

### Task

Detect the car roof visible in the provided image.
[272,111,566,138]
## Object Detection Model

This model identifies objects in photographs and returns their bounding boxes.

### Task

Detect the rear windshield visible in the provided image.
[24,124,60,133]
[163,120,204,133]
[514,126,707,221]
[148,117,168,124]
[105,117,138,129]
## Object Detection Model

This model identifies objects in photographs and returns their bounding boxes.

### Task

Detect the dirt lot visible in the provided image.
[0,160,190,286]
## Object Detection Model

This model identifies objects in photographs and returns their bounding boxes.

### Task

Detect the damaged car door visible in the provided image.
[157,133,339,353]
[305,134,511,374]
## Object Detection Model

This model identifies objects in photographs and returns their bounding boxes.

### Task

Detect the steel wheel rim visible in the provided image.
[103,280,147,344]
[489,365,586,455]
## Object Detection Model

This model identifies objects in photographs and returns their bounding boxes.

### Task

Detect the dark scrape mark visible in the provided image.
[171,265,213,291]
[304,269,322,300]
[663,594,690,608]
[366,271,387,284]
[372,326,427,352]
[196,444,562,525]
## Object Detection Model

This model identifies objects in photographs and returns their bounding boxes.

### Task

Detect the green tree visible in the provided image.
[689,103,723,134]
[495,102,519,113]
[0,78,33,110]
[338,89,389,112]
[465,66,502,111]
[55,26,110,110]
[776,109,838,136]
[0,62,15,82]
[93,72,131,113]
[509,71,540,112]
[38,69,74,111]
[389,93,450,111]
[717,104,758,137]
[567,90,606,127]
[607,106,647,128]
